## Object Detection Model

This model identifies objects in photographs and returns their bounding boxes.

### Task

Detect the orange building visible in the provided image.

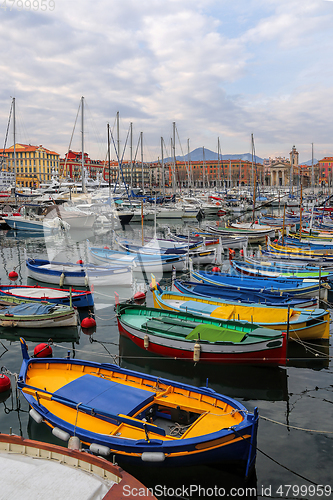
[0,143,59,188]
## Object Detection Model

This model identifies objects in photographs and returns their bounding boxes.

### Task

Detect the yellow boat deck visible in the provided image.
[23,362,243,442]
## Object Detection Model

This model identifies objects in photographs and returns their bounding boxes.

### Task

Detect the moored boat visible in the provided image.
[0,296,78,328]
[173,279,318,308]
[151,281,329,341]
[26,258,133,287]
[230,259,333,281]
[190,268,326,298]
[0,284,93,308]
[18,337,259,474]
[89,246,186,273]
[0,433,154,500]
[116,302,287,366]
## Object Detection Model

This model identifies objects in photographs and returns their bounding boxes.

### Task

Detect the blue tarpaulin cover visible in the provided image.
[2,303,57,316]
[54,374,154,417]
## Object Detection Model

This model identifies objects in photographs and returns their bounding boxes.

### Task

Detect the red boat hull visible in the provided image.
[118,320,287,366]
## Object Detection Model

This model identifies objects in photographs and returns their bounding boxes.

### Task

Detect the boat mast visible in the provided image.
[107,122,111,198]
[130,122,133,193]
[81,96,85,193]
[251,133,254,195]
[140,131,144,195]
[13,97,16,191]
[202,146,206,189]
[311,143,314,193]
[161,137,165,197]
[172,122,176,194]
[187,138,191,192]
[217,138,221,189]
[116,111,120,189]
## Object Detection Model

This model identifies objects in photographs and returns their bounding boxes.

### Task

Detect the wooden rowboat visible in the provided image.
[116,302,287,366]
[18,338,258,474]
[0,296,78,328]
[0,284,93,308]
[0,433,154,500]
[151,282,329,341]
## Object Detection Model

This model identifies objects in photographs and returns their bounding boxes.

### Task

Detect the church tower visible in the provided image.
[289,145,299,169]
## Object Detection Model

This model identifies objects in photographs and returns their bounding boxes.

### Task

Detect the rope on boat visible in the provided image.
[259,415,333,434]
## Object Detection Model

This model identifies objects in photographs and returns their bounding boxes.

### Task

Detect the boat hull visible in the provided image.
[26,259,132,287]
[118,320,287,365]
[18,339,258,472]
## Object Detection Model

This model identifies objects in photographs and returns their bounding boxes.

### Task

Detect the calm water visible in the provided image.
[0,217,332,500]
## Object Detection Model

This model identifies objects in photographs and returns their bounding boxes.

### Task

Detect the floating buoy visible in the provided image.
[193,342,201,362]
[212,266,221,273]
[0,374,11,393]
[34,343,53,358]
[144,334,149,349]
[29,408,43,424]
[240,249,244,256]
[68,436,81,451]
[76,259,84,264]
[133,291,146,304]
[194,234,199,237]
[90,443,111,456]
[81,316,96,329]
[103,246,109,249]
[52,427,70,442]
[59,272,65,287]
[8,270,18,281]
[274,239,278,243]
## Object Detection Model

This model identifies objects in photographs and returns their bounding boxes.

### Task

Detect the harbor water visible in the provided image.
[0,216,332,499]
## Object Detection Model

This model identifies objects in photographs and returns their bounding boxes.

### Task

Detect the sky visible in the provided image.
[1,0,333,164]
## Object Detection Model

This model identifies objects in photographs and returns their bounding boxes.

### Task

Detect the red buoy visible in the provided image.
[240,249,244,256]
[133,291,146,304]
[0,374,11,393]
[103,246,110,249]
[81,317,96,329]
[76,259,84,265]
[34,343,53,358]
[212,266,221,273]
[8,271,18,281]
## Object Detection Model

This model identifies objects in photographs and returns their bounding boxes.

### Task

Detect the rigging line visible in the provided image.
[61,101,81,179]
[1,101,13,170]
[51,342,119,356]
[259,415,333,434]
[232,427,318,486]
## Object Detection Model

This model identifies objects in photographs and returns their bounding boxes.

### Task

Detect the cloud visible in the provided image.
[0,0,333,163]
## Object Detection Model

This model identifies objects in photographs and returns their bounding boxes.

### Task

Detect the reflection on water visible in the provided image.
[27,415,258,499]
[0,213,332,498]
[119,336,289,402]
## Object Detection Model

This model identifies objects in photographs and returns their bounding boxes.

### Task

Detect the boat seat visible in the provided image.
[186,324,246,343]
[54,374,154,417]
[143,320,192,338]
[178,301,217,314]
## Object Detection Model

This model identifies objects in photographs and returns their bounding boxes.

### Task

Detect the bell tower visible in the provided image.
[289,145,299,169]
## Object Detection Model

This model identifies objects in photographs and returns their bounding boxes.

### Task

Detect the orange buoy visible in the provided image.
[34,343,53,358]
[8,270,18,281]
[0,374,11,393]
[133,291,146,304]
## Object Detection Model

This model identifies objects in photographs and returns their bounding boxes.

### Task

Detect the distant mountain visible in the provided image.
[300,159,318,166]
[164,147,264,164]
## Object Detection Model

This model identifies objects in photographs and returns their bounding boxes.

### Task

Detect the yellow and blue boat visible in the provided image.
[18,338,258,475]
[151,281,330,341]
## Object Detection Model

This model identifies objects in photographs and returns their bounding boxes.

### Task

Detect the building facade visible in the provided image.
[0,143,59,188]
